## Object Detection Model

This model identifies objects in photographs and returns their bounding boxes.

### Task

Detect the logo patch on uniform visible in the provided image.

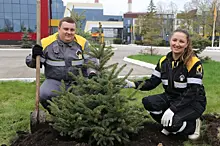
[196,65,203,76]
[76,50,82,59]
[179,74,185,81]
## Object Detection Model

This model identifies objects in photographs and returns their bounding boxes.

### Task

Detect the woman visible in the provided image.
[125,29,206,140]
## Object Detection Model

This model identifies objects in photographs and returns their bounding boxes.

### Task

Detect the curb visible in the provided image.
[118,75,151,79]
[0,49,31,51]
[123,57,156,69]
[0,78,35,82]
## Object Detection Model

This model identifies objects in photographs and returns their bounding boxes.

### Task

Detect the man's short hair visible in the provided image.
[59,17,76,27]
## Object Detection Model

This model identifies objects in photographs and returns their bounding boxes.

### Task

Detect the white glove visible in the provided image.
[124,79,136,88]
[161,108,174,127]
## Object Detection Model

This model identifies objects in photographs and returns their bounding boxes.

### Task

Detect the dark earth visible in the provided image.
[9,114,220,146]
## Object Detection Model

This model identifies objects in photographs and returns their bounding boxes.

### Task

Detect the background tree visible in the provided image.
[156,1,167,14]
[20,28,32,48]
[138,1,162,54]
[148,0,157,13]
[180,0,214,37]
[177,9,196,32]
[156,1,178,14]
[167,1,178,14]
[68,7,91,40]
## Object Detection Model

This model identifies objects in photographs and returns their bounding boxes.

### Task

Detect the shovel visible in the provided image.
[30,55,46,133]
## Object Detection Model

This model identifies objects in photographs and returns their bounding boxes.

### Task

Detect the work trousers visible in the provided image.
[39,79,71,113]
[142,92,204,135]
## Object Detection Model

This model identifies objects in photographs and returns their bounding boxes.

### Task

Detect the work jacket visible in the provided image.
[135,52,206,113]
[26,32,97,81]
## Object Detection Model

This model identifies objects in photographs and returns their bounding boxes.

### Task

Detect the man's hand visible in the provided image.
[161,108,174,127]
[32,44,43,59]
[124,79,136,88]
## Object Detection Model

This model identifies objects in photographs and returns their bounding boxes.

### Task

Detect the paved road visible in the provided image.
[1,45,220,79]
[0,47,153,79]
[0,49,37,78]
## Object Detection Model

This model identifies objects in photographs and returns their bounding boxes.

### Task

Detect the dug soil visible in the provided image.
[10,114,220,146]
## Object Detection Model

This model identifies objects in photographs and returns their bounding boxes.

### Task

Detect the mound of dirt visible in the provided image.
[10,114,220,146]
[203,114,220,146]
[10,122,185,146]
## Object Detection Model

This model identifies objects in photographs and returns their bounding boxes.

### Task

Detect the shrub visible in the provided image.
[113,38,122,44]
[191,34,211,53]
[21,30,32,48]
[134,40,143,45]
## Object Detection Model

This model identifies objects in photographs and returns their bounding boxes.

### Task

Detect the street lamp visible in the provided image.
[166,34,169,46]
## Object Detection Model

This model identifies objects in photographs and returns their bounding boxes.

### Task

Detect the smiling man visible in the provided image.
[26,17,97,113]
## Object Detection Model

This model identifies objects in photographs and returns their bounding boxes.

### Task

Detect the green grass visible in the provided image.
[129,54,162,64]
[0,81,35,145]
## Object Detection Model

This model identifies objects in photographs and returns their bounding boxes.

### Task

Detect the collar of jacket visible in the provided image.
[41,32,86,50]
[166,51,182,62]
[57,36,76,47]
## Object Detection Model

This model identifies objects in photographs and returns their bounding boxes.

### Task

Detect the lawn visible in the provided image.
[0,81,35,145]
[0,54,219,145]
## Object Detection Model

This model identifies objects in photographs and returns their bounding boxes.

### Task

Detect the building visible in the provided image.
[123,12,175,44]
[0,0,50,44]
[122,0,175,44]
[0,0,123,44]
[62,1,123,42]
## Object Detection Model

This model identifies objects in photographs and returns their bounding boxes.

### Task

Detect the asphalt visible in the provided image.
[0,46,153,80]
[1,45,220,81]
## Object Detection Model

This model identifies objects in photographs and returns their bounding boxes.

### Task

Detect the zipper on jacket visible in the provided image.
[167,59,173,90]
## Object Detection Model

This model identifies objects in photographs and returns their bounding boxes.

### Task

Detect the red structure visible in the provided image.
[0,0,49,41]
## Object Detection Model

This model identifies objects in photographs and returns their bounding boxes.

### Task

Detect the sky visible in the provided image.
[62,0,191,15]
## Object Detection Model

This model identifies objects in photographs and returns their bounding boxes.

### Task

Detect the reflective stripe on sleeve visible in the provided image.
[152,70,161,78]
[46,60,84,66]
[187,78,202,85]
[148,110,163,115]
[174,81,187,88]
[161,79,168,85]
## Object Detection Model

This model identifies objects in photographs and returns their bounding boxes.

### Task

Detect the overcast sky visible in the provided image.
[62,0,191,15]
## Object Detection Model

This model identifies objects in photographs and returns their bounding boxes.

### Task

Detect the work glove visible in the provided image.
[161,108,174,127]
[124,79,136,88]
[32,44,43,59]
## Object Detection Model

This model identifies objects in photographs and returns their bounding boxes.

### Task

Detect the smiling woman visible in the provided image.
[170,29,194,65]
[125,29,207,140]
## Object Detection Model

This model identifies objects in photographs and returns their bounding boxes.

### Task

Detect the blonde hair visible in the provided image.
[171,29,195,65]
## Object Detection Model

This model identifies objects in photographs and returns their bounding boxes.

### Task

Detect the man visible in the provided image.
[26,17,97,112]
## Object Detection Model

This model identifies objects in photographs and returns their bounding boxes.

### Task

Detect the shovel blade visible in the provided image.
[30,110,47,133]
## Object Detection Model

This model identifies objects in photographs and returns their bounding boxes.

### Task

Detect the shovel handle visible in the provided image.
[35,55,40,114]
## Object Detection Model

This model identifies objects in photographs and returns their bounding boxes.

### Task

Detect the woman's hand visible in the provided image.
[124,79,136,88]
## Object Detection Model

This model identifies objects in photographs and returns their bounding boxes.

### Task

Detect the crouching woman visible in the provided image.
[125,29,206,140]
